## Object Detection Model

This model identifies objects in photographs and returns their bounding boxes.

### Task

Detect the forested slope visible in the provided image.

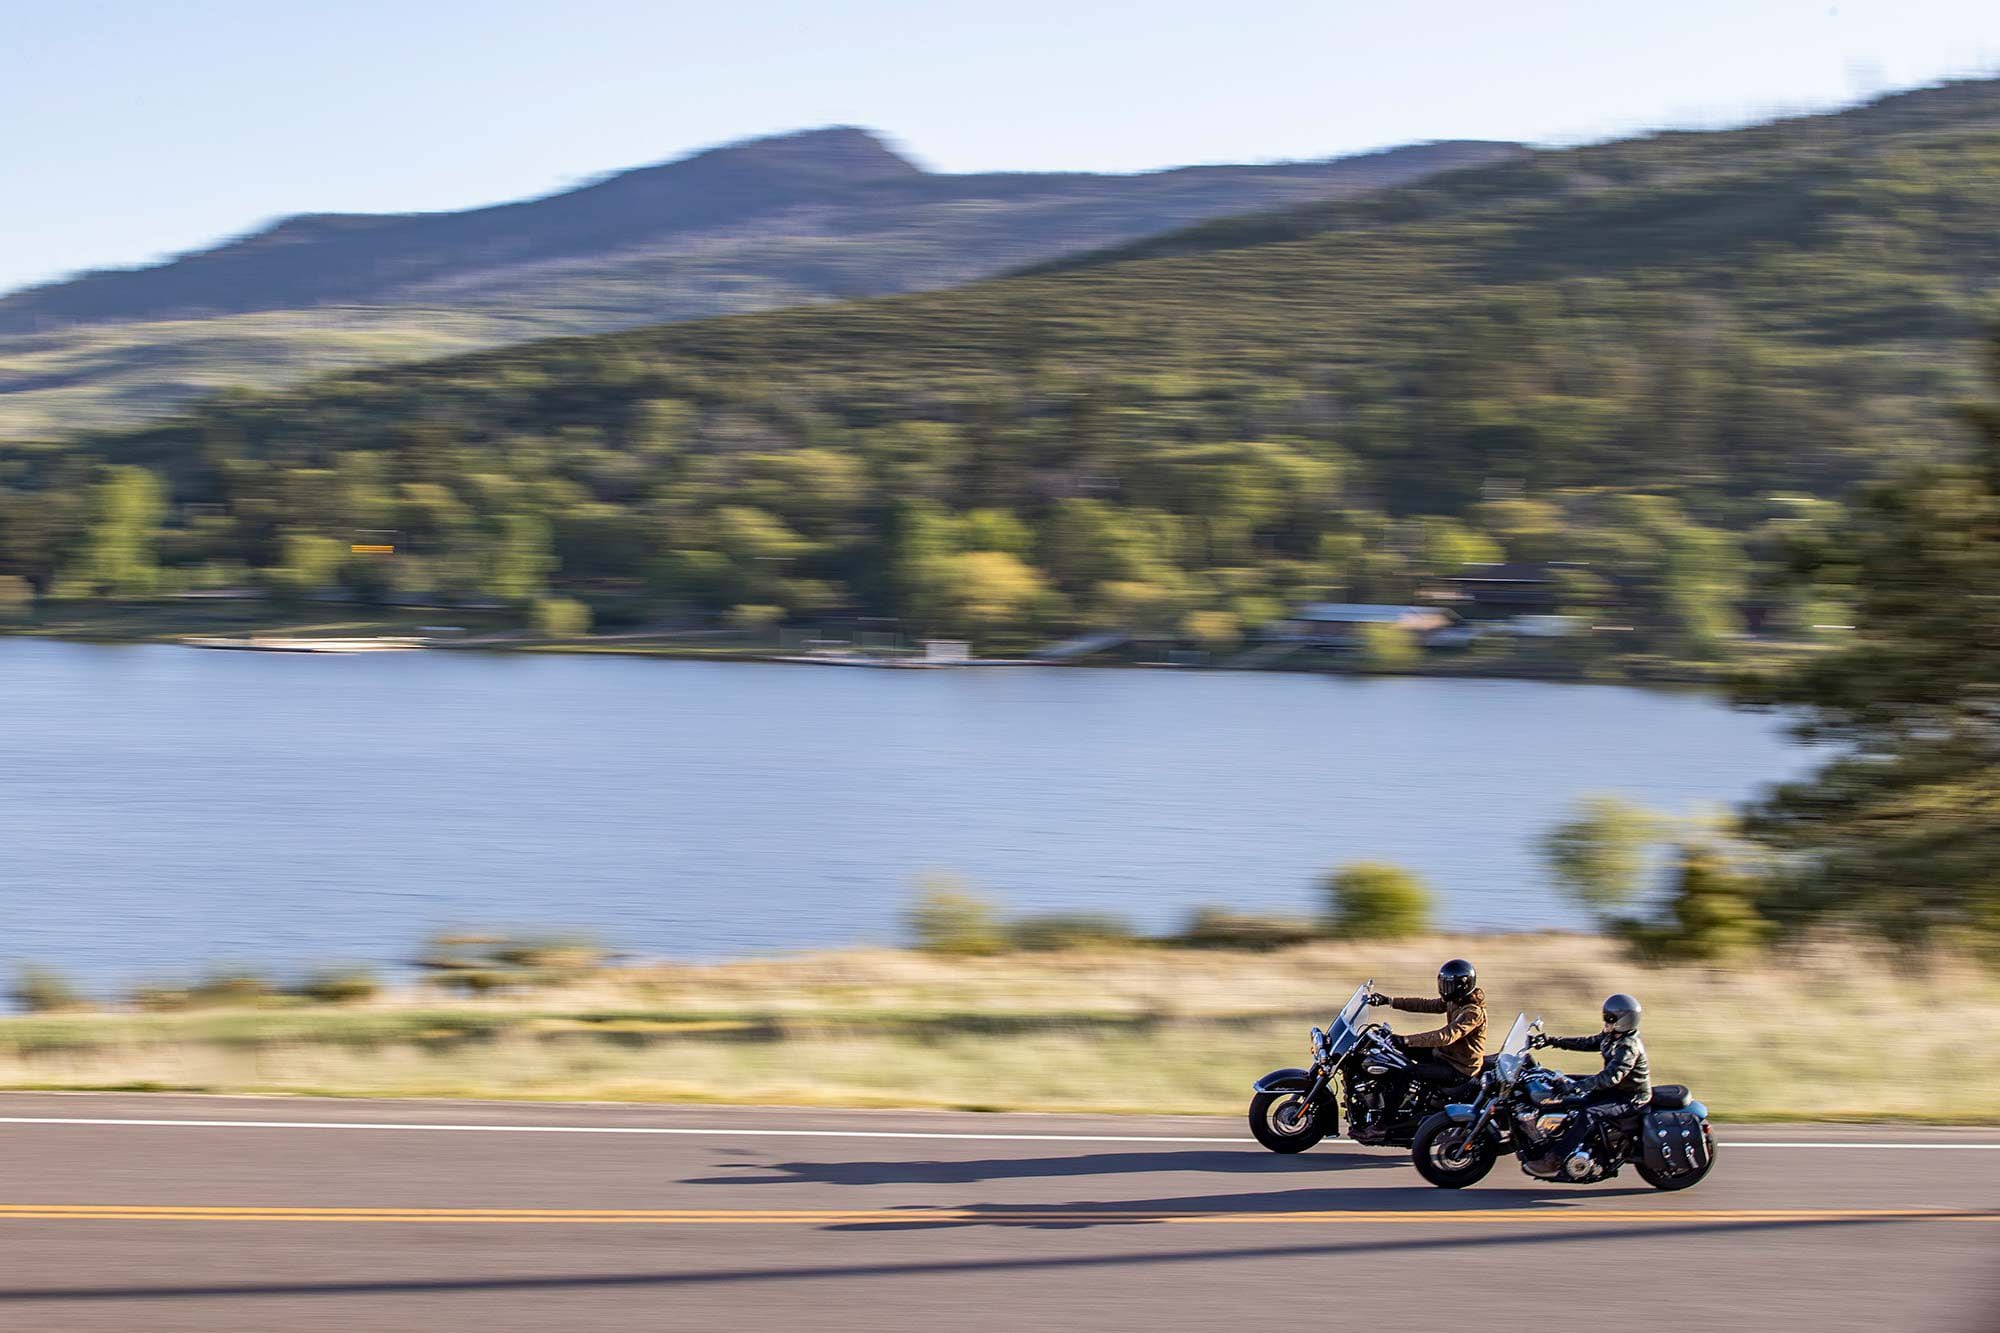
[7,81,2000,663]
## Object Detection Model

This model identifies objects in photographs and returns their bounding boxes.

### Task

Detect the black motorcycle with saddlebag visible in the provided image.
[1249,982,1483,1151]
[1410,1015,1717,1190]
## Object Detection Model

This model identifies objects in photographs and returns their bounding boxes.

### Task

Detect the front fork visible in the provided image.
[1464,1095,1505,1147]
[1305,1060,1344,1131]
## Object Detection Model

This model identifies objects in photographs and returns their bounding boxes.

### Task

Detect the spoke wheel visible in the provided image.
[1412,1111,1497,1188]
[1249,1090,1328,1153]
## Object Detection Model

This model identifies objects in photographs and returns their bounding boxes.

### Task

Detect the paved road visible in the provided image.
[0,1093,1994,1332]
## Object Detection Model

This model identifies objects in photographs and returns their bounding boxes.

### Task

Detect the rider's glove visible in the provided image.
[1527,1033,1549,1049]
[1364,993,1391,1007]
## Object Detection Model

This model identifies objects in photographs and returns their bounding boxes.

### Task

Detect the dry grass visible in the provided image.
[4,934,1994,1121]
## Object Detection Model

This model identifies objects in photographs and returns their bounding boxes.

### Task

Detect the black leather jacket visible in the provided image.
[1547,1031,1650,1101]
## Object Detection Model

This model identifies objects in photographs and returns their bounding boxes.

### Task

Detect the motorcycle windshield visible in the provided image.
[1501,1013,1531,1056]
[1325,984,1373,1056]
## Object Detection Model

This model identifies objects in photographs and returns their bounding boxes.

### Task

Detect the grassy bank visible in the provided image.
[5,935,1993,1121]
[1,602,1813,687]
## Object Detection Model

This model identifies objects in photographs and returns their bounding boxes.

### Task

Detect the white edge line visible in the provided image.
[0,1117,1995,1148]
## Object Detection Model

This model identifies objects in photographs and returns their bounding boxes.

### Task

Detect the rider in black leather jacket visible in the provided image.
[1530,994,1650,1156]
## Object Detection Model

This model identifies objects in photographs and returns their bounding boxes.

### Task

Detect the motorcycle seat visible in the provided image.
[1649,1085,1691,1110]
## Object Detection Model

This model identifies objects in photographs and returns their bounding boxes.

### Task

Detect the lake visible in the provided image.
[0,641,1817,992]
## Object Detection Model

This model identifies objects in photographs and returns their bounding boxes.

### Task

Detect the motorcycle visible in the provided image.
[1249,982,1476,1151]
[1409,1014,1717,1190]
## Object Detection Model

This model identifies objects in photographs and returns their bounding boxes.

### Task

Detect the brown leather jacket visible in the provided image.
[1388,988,1488,1076]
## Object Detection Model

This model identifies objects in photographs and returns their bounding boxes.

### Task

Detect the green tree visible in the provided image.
[1737,340,2000,941]
[1354,622,1418,673]
[266,532,347,601]
[531,595,591,637]
[489,514,556,603]
[69,466,165,596]
[1322,862,1435,938]
[934,551,1046,639]
[1539,795,1661,922]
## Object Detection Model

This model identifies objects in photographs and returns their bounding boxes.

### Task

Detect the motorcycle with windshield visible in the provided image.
[1410,1014,1717,1189]
[1249,982,1476,1151]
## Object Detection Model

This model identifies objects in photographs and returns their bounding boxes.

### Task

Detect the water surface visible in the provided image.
[0,642,1815,990]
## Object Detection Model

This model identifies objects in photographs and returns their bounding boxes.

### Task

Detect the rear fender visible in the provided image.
[1252,1068,1314,1095]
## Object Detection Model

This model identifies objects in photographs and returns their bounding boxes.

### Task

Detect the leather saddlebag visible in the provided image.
[1641,1109,1710,1178]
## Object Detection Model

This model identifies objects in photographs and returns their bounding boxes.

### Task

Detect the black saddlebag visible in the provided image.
[1641,1109,1710,1178]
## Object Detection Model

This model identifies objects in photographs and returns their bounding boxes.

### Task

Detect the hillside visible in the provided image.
[7,80,2000,667]
[0,130,1520,437]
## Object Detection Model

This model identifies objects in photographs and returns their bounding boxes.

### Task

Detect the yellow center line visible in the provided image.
[0,1205,1993,1226]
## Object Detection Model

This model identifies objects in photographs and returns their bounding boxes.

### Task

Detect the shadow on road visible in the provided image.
[0,1215,1948,1306]
[686,1147,1404,1188]
[820,1183,1657,1231]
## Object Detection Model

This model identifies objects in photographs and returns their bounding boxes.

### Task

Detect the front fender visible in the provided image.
[1252,1068,1315,1095]
[1442,1103,1478,1124]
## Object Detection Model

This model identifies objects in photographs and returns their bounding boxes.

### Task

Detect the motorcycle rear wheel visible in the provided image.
[1249,1090,1328,1153]
[1635,1125,1717,1191]
[1411,1112,1497,1188]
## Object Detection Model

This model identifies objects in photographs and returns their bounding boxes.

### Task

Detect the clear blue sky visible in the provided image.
[4,0,1997,294]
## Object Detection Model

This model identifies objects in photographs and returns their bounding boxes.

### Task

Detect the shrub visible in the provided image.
[0,575,32,622]
[1537,798,1778,957]
[1174,907,1321,950]
[1323,862,1435,938]
[127,968,278,1011]
[296,967,381,1004]
[1643,843,1773,959]
[190,970,278,1006]
[531,596,591,637]
[416,931,607,992]
[905,876,1006,956]
[727,603,785,633]
[1007,912,1137,951]
[1354,622,1418,673]
[1179,610,1242,654]
[129,983,195,1012]
[10,965,85,1012]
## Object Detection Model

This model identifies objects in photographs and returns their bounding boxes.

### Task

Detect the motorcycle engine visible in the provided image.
[1562,1147,1605,1181]
[1516,1108,1563,1143]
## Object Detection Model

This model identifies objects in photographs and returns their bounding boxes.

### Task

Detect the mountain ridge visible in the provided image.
[0,129,1523,438]
[0,130,1520,330]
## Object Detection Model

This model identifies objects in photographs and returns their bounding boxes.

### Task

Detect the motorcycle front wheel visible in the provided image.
[1411,1111,1497,1188]
[1248,1090,1328,1153]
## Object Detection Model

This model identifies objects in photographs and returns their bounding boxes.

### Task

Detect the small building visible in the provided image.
[1273,603,1459,643]
[1422,562,1563,619]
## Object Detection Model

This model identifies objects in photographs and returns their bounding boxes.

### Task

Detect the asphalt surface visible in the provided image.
[0,1093,1994,1332]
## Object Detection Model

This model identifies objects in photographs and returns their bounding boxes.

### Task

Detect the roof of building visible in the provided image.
[1289,603,1447,623]
[1437,561,1555,585]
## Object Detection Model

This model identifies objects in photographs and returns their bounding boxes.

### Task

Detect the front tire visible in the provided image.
[1636,1124,1717,1191]
[1249,1090,1328,1153]
[1412,1111,1497,1188]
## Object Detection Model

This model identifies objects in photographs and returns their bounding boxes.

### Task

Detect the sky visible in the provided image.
[4,0,1998,294]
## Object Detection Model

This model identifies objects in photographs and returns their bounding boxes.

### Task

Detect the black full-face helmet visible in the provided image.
[1601,993,1642,1034]
[1438,958,1477,1002]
